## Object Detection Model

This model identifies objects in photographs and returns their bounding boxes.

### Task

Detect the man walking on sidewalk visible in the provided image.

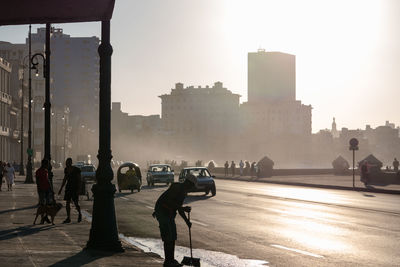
[58,158,82,223]
[36,159,53,224]
[153,175,195,267]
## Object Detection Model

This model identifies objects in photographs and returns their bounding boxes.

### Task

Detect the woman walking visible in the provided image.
[5,162,15,191]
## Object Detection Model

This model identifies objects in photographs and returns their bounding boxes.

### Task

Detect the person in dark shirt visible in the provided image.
[58,158,82,223]
[36,159,52,205]
[153,175,196,267]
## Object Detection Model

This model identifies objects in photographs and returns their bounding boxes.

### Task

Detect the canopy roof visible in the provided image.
[358,154,383,167]
[0,0,115,26]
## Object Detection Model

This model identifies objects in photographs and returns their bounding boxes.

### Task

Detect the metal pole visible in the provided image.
[352,149,355,189]
[63,116,66,163]
[87,20,123,252]
[44,23,53,188]
[19,69,25,175]
[25,24,33,183]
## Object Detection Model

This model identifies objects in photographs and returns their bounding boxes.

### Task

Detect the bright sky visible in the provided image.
[0,0,399,133]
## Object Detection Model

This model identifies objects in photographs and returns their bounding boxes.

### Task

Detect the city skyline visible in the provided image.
[0,0,399,132]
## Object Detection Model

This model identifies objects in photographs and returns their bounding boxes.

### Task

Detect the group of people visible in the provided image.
[224,160,258,177]
[0,161,16,191]
[35,157,82,224]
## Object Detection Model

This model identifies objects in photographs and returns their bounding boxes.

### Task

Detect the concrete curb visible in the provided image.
[214,176,400,195]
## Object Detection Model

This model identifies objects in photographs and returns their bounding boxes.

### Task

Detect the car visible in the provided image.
[81,164,96,181]
[146,164,175,186]
[117,162,142,193]
[178,167,216,196]
[73,161,85,169]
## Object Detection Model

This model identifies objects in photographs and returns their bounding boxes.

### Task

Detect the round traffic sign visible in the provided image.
[349,138,359,147]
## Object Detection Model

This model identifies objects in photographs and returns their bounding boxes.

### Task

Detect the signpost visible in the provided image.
[349,138,359,189]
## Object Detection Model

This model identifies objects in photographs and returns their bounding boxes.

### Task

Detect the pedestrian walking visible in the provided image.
[58,158,82,223]
[224,161,229,176]
[152,175,195,267]
[239,160,244,176]
[231,161,236,177]
[0,161,4,191]
[360,160,369,186]
[393,158,399,172]
[250,162,256,177]
[36,159,52,206]
[4,162,15,191]
[35,159,52,224]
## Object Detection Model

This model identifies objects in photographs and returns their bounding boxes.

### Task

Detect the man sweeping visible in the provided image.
[153,175,196,267]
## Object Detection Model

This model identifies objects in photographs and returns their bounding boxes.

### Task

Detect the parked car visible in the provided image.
[178,167,216,196]
[81,164,96,181]
[73,161,85,169]
[146,164,174,186]
[117,162,142,193]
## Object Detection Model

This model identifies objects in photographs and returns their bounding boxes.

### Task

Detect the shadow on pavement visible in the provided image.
[362,193,376,197]
[0,205,37,215]
[0,224,55,241]
[49,249,118,267]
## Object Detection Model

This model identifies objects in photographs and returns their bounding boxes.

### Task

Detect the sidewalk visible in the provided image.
[0,175,163,267]
[215,173,400,194]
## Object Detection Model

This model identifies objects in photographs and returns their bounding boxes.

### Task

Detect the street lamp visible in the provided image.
[24,24,34,184]
[30,23,52,188]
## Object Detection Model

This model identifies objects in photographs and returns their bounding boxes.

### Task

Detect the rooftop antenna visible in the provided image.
[257,46,265,52]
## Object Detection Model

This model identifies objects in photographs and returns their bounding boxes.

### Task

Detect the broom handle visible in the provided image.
[188,211,193,259]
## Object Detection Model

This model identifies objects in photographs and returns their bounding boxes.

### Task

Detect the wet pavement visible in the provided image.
[113,177,400,267]
[214,173,400,194]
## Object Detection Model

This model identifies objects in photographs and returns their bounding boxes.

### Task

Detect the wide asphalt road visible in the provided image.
[107,178,400,267]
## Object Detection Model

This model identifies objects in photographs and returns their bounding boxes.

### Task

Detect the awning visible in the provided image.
[0,0,115,26]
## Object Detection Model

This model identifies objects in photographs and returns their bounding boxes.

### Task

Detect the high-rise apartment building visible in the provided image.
[248,49,295,103]
[159,82,240,157]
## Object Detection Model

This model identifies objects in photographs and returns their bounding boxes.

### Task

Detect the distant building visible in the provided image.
[159,82,240,157]
[0,42,29,163]
[111,102,161,162]
[0,57,13,161]
[112,102,161,135]
[28,27,98,160]
[248,49,295,103]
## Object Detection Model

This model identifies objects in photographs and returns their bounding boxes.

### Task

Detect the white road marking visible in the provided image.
[81,210,92,222]
[270,244,324,258]
[120,197,129,200]
[146,205,154,210]
[190,219,208,227]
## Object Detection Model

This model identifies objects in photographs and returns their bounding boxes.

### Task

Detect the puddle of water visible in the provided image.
[82,210,268,267]
[120,234,268,267]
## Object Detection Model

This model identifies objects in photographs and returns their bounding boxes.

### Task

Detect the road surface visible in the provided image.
[106,178,400,266]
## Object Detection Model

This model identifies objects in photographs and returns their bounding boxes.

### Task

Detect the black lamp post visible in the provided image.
[86,20,123,252]
[19,57,27,176]
[30,23,52,188]
[25,24,33,183]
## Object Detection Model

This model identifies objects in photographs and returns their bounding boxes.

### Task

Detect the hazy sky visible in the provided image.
[0,0,399,132]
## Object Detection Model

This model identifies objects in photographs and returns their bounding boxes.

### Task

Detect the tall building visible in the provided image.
[159,82,240,157]
[29,27,99,160]
[248,49,295,103]
[0,57,13,161]
[0,42,28,163]
[240,49,311,165]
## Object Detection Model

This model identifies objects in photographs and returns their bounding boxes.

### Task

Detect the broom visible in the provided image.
[181,211,200,266]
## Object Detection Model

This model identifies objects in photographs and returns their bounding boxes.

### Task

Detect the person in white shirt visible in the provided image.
[5,163,15,191]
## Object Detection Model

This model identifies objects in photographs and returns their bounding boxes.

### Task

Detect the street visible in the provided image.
[105,177,400,267]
